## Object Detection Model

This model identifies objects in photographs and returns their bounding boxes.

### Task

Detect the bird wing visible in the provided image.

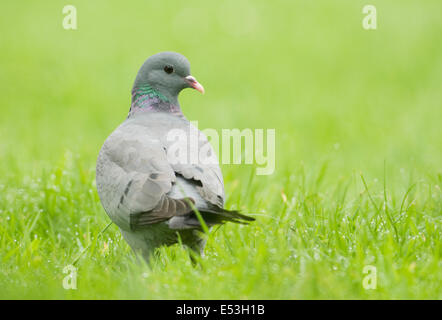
[164,120,225,208]
[170,157,225,208]
[96,123,197,231]
[96,122,226,231]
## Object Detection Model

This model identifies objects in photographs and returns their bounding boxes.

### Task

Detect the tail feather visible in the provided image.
[202,208,255,224]
[167,208,255,230]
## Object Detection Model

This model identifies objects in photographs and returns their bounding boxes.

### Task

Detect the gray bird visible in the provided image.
[96,52,254,262]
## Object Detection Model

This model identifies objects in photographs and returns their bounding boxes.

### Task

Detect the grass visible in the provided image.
[0,0,441,299]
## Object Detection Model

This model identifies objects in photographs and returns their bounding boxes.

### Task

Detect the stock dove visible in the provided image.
[96,52,254,262]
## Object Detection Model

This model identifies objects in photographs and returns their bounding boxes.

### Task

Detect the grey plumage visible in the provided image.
[96,52,254,262]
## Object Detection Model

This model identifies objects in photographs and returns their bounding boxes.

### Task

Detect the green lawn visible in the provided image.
[0,0,441,299]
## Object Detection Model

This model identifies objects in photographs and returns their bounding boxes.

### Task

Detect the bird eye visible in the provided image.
[164,65,174,74]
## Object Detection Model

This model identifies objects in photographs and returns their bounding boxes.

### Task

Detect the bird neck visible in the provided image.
[128,84,181,118]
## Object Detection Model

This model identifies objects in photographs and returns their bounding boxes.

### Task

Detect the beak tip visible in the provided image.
[196,84,205,95]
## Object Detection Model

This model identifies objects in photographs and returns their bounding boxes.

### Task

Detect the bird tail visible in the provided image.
[167,208,255,230]
[199,208,255,225]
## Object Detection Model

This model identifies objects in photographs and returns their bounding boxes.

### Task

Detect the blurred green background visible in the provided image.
[0,1,441,299]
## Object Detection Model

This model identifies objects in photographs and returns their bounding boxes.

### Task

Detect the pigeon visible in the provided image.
[96,52,254,262]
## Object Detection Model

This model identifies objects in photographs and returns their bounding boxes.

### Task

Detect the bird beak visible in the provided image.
[185,75,205,94]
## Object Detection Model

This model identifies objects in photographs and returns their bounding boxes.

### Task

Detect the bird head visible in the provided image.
[133,52,204,104]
